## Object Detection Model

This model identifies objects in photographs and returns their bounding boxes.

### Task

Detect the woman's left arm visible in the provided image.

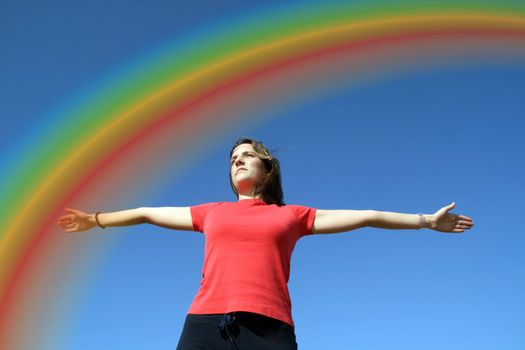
[312,202,474,234]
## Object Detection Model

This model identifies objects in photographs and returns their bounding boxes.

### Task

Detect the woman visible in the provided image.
[58,137,474,350]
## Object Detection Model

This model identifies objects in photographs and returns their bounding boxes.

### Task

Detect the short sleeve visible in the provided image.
[190,202,223,232]
[286,205,317,236]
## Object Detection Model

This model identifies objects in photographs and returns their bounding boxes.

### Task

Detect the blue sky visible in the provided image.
[2,1,525,349]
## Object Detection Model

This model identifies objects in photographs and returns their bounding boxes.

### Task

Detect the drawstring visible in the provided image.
[218,313,240,350]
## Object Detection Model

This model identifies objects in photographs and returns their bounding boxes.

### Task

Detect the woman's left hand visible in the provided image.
[430,202,474,233]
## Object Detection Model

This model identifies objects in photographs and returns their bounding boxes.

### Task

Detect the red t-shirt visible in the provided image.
[188,198,317,327]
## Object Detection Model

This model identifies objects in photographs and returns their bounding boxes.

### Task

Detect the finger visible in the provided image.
[65,227,80,232]
[458,220,474,227]
[64,208,81,215]
[58,216,73,223]
[458,215,473,222]
[58,218,73,226]
[436,203,455,217]
[445,202,456,213]
[64,223,77,230]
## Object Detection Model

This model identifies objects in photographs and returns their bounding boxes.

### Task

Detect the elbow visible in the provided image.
[137,207,150,224]
[364,210,381,227]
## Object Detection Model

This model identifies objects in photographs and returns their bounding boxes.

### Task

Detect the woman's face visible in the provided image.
[230,143,267,195]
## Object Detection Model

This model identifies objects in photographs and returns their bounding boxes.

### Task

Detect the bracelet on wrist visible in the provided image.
[95,212,106,229]
[417,213,427,229]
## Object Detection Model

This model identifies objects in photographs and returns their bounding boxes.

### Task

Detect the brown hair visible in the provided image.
[229,137,284,206]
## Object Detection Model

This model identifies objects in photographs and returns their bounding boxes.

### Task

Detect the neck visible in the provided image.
[235,183,261,201]
[237,193,262,201]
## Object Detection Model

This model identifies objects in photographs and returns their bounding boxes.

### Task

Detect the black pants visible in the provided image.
[176,312,298,350]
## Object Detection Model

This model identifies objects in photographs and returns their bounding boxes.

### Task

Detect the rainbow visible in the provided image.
[2,1,525,348]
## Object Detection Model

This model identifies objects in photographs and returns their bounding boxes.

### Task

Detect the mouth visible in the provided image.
[236,168,247,175]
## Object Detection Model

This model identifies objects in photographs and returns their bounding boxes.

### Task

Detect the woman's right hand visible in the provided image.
[58,208,97,232]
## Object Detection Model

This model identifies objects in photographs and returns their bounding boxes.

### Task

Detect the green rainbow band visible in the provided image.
[2,0,525,317]
[3,2,525,280]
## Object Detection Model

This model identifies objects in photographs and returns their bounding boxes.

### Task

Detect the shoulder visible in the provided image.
[190,202,226,214]
[283,204,316,212]
[282,204,317,234]
[191,202,225,208]
[282,204,317,220]
[190,202,227,232]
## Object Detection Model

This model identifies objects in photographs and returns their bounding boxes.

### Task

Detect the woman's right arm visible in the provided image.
[58,207,193,232]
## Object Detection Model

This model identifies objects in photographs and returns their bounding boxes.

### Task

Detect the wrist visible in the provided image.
[418,214,432,229]
[94,212,106,229]
[88,213,97,226]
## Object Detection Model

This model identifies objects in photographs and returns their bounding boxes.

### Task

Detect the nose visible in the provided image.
[235,156,245,166]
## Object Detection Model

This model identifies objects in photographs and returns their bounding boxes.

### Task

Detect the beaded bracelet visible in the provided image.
[95,212,106,229]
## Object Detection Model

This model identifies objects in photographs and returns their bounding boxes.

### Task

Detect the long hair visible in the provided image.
[229,138,284,206]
